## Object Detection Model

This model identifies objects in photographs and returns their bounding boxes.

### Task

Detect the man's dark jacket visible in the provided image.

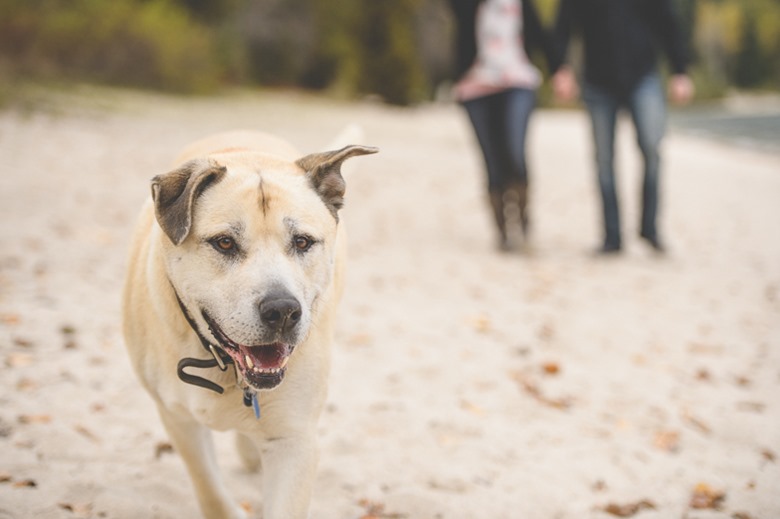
[554,0,689,98]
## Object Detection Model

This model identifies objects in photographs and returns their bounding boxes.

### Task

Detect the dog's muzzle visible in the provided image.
[202,311,294,391]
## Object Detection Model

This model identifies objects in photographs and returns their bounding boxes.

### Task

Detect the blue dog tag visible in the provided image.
[251,392,261,419]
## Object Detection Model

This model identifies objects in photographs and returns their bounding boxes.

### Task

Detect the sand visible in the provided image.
[0,87,778,519]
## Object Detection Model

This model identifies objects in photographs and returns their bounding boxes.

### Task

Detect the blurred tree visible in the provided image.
[2,0,779,104]
[177,0,244,21]
[734,11,767,87]
[354,0,427,104]
[0,0,224,93]
[302,0,361,92]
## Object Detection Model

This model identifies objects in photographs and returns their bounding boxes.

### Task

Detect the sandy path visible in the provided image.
[0,88,778,519]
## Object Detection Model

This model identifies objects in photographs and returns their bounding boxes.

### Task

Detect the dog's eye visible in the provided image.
[211,236,237,254]
[293,235,314,253]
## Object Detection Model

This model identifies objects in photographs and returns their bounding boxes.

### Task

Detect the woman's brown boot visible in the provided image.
[489,192,510,251]
[506,183,530,239]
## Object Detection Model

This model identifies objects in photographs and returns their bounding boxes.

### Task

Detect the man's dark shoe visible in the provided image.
[640,233,666,254]
[594,242,622,255]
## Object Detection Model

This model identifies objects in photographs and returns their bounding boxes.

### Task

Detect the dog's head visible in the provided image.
[150,145,376,391]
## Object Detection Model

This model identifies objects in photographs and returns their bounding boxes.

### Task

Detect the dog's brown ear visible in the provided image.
[150,159,227,245]
[296,145,378,218]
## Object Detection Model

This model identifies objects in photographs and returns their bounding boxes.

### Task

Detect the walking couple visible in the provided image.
[449,0,694,254]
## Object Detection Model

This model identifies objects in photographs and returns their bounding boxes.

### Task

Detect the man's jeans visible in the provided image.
[582,74,666,247]
[462,88,536,193]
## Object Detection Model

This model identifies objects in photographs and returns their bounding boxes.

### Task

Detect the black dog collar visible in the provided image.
[172,287,255,410]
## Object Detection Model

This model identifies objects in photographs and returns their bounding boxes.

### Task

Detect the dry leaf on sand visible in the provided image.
[600,500,656,517]
[689,482,726,510]
[653,430,680,453]
[58,502,93,517]
[601,499,655,517]
[509,370,571,410]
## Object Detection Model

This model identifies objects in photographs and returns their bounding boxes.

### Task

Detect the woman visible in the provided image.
[449,0,557,251]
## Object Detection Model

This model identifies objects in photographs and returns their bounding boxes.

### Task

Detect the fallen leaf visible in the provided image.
[736,401,765,413]
[689,482,726,510]
[681,409,711,435]
[0,314,21,325]
[600,500,655,517]
[688,342,723,354]
[16,378,38,392]
[239,501,253,514]
[0,419,11,438]
[5,352,34,368]
[358,498,385,519]
[13,337,34,348]
[60,325,77,335]
[695,368,711,382]
[18,414,51,425]
[541,362,560,375]
[428,478,468,492]
[0,472,11,483]
[765,283,778,303]
[58,502,92,517]
[356,498,405,519]
[61,325,78,349]
[459,399,485,416]
[154,442,174,459]
[537,322,555,342]
[732,512,753,519]
[509,371,571,410]
[653,430,680,453]
[74,425,100,443]
[760,448,776,464]
[12,479,37,488]
[469,315,491,333]
[88,356,106,366]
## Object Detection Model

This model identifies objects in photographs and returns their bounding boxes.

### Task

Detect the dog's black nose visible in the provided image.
[259,294,302,333]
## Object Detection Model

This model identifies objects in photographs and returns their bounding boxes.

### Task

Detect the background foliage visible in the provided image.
[0,0,778,105]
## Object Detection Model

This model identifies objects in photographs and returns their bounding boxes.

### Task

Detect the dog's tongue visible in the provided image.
[237,343,288,371]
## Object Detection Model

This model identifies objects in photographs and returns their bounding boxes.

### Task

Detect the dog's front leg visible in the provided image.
[157,406,247,519]
[260,434,318,519]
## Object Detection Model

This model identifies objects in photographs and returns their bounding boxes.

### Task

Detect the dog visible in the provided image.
[122,128,377,519]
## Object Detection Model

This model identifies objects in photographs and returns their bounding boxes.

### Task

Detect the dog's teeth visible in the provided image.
[245,355,254,369]
[280,357,289,369]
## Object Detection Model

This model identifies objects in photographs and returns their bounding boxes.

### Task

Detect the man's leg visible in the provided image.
[583,83,621,251]
[628,73,667,250]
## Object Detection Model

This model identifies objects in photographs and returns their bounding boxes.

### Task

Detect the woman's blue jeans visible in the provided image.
[462,88,536,194]
[582,74,667,248]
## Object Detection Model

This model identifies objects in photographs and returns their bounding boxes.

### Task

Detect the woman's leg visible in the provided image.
[504,88,537,237]
[463,94,512,249]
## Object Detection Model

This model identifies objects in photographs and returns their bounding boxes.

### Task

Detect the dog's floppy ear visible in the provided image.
[150,159,227,246]
[296,145,378,218]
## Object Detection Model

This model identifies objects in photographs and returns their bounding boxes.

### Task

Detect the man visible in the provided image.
[552,0,694,254]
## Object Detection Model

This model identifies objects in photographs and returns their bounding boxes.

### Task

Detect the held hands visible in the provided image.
[668,74,694,105]
[552,66,579,103]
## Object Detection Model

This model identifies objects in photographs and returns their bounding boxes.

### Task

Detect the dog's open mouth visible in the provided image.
[202,312,291,391]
